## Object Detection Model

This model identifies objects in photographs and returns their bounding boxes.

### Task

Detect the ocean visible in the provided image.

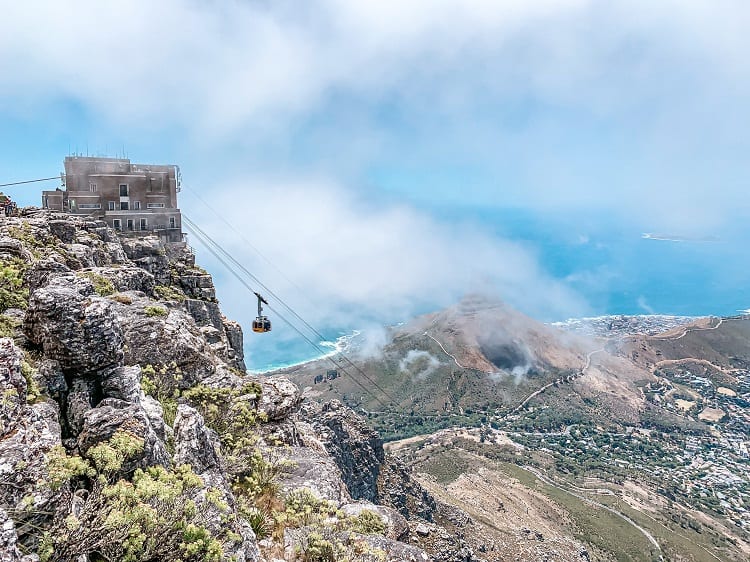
[245,209,750,372]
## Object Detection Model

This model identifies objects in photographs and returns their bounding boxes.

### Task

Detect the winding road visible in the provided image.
[510,348,605,414]
[521,465,663,558]
[424,331,468,369]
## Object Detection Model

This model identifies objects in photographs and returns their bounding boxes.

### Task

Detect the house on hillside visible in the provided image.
[42,156,183,242]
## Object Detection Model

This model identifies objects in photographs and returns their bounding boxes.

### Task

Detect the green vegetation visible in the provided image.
[154,284,186,302]
[40,431,230,562]
[144,305,168,317]
[21,360,42,404]
[350,510,387,535]
[140,363,181,426]
[77,271,115,296]
[0,257,29,312]
[0,314,20,338]
[494,463,660,562]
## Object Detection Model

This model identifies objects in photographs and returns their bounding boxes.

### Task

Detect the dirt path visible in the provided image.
[521,465,663,558]
[424,331,468,369]
[510,348,604,414]
[654,317,724,341]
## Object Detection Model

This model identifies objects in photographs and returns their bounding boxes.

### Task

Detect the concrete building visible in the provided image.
[42,156,183,242]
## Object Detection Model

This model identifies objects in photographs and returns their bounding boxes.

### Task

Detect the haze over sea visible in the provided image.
[246,209,750,372]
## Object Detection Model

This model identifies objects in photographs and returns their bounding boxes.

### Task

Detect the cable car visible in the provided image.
[252,292,272,333]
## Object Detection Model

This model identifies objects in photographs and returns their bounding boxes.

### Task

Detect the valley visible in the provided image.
[279,297,750,561]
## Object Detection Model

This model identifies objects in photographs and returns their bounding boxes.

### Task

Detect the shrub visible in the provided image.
[78,271,115,296]
[0,314,19,338]
[154,284,186,302]
[242,506,273,540]
[350,510,386,536]
[21,360,42,403]
[139,363,182,426]
[111,293,133,305]
[144,305,168,317]
[42,437,224,562]
[297,531,345,562]
[0,258,29,312]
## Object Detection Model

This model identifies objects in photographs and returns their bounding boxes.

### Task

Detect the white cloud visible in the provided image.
[183,176,588,333]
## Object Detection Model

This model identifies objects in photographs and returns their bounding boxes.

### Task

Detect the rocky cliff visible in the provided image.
[0,209,476,562]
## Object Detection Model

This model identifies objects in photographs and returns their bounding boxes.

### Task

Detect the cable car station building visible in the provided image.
[42,156,183,242]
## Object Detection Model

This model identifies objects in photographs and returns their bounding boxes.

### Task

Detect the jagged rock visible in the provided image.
[65,377,98,436]
[0,339,26,436]
[120,237,171,285]
[114,299,219,386]
[77,398,170,472]
[0,400,63,549]
[173,404,223,473]
[183,300,246,371]
[37,359,66,399]
[281,446,352,504]
[24,277,124,374]
[284,528,430,562]
[0,237,34,264]
[340,501,409,540]
[415,522,430,536]
[172,406,261,562]
[141,394,169,442]
[259,377,302,421]
[0,507,28,562]
[23,259,71,293]
[48,219,77,243]
[355,534,431,561]
[100,364,142,403]
[222,318,246,370]
[88,266,156,295]
[300,400,384,502]
[378,456,438,521]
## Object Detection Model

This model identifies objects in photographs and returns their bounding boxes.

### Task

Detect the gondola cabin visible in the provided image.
[252,316,272,333]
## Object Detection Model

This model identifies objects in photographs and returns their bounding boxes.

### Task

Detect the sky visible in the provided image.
[2,1,750,367]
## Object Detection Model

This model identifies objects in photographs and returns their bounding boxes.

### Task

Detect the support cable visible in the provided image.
[182,214,399,406]
[181,185,309,301]
[183,220,392,409]
[0,176,60,188]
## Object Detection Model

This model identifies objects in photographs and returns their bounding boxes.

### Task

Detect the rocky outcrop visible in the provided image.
[0,211,451,562]
[0,339,26,436]
[174,404,223,474]
[378,456,438,521]
[24,275,124,375]
[299,400,384,502]
[77,398,171,472]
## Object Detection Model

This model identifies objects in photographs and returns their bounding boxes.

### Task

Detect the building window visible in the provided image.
[108,201,115,211]
[119,184,128,196]
[134,201,141,210]
[169,217,176,229]
[89,183,97,192]
[140,218,148,230]
[127,219,134,231]
[120,201,129,210]
[78,203,101,209]
[147,203,165,209]
[113,219,121,231]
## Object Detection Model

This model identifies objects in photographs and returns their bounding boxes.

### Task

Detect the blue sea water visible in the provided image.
[245,209,750,371]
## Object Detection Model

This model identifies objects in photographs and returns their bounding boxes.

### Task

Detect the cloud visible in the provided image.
[184,176,589,333]
[3,0,750,354]
[399,350,442,381]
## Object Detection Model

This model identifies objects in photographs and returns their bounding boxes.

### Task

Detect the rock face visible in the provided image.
[24,275,124,374]
[298,400,385,502]
[0,211,445,562]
